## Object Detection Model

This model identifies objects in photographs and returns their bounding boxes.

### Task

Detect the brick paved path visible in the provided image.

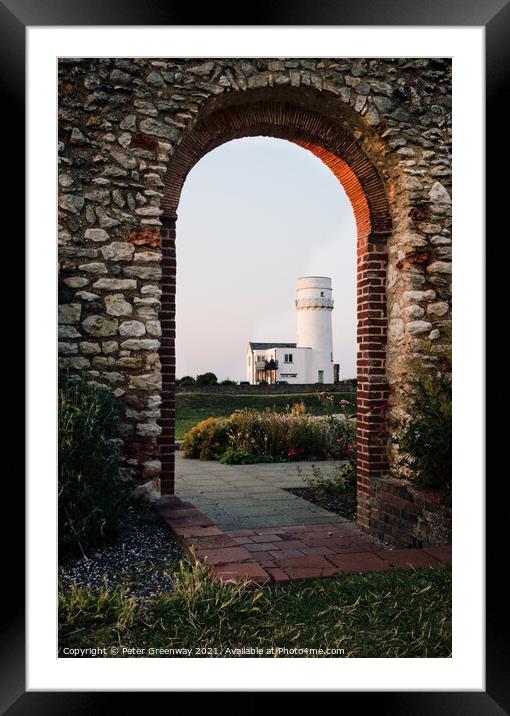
[156,456,451,584]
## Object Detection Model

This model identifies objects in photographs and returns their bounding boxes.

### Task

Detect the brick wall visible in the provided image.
[368,476,451,548]
[159,218,177,495]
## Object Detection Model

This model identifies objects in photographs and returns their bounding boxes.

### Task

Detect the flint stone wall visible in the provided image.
[58,57,451,526]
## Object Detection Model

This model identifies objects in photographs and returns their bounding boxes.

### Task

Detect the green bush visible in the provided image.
[182,403,357,464]
[196,372,218,385]
[298,462,356,498]
[313,392,357,459]
[181,417,230,460]
[320,417,357,461]
[177,375,196,386]
[59,375,129,561]
[224,407,329,462]
[394,372,452,491]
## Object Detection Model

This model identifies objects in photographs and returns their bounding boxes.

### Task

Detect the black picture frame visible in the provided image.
[5,0,497,710]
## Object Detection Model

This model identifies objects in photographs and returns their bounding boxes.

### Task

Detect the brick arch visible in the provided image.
[161,102,391,238]
[158,98,392,528]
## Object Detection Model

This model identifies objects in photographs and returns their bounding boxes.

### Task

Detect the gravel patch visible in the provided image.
[59,506,184,598]
[284,487,357,521]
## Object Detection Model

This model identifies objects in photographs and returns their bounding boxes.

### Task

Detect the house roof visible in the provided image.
[248,342,297,351]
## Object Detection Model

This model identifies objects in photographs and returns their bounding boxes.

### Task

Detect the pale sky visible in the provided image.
[176,137,357,381]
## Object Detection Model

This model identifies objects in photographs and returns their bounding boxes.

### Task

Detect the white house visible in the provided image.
[246,277,338,384]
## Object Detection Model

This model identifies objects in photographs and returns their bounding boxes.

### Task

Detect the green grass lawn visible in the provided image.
[59,560,451,658]
[176,391,357,439]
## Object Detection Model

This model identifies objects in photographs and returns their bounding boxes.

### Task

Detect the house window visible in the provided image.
[248,356,251,366]
[330,352,333,362]
[284,353,293,363]
[318,370,324,384]
[320,291,324,297]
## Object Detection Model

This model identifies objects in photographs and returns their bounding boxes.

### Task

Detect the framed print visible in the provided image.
[4,0,499,709]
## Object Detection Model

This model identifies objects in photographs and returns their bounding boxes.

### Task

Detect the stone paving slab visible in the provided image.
[175,452,348,530]
[154,496,452,586]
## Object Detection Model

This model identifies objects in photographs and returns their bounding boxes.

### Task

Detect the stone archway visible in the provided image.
[58,58,452,545]
[157,88,393,528]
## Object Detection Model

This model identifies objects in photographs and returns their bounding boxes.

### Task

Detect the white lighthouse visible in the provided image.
[296,277,334,384]
[246,276,337,385]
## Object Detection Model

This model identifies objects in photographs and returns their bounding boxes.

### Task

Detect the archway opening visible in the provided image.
[176,136,357,386]
[159,94,392,529]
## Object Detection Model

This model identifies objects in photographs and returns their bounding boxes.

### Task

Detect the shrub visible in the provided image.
[298,462,356,497]
[220,379,237,386]
[181,417,230,460]
[315,392,357,460]
[394,372,452,492]
[59,375,128,562]
[323,418,357,461]
[196,372,218,385]
[182,405,357,465]
[177,375,196,386]
[223,407,329,463]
